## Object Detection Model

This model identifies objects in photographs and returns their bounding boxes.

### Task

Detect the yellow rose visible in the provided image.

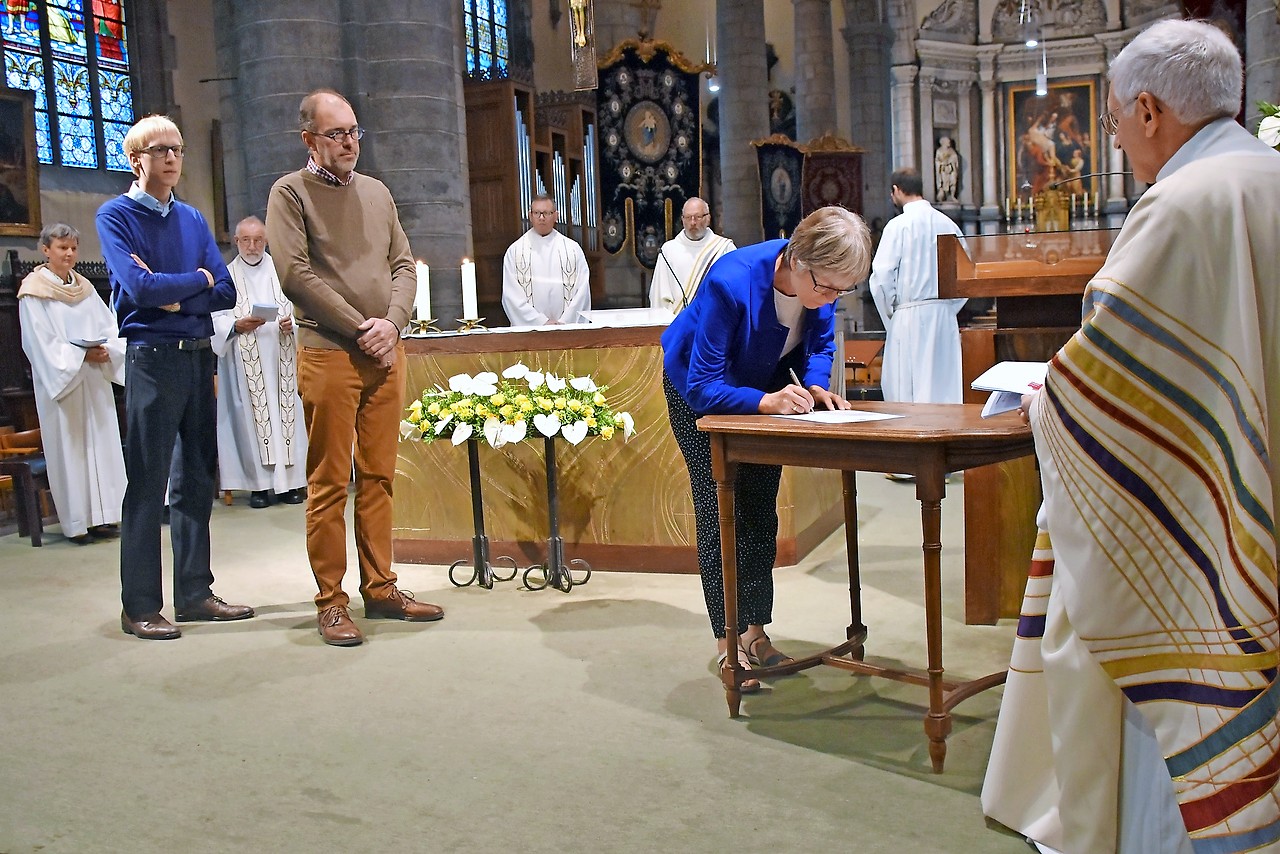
[515,394,530,406]
[500,404,515,420]
[568,399,582,412]
[586,416,596,428]
[554,397,567,410]
[476,405,490,418]
[427,402,441,416]
[490,393,505,406]
[583,406,595,419]
[539,397,553,411]
[600,425,614,439]
[520,401,535,413]
[408,399,423,414]
[593,392,606,406]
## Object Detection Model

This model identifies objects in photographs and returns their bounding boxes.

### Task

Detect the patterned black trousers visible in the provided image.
[664,374,782,638]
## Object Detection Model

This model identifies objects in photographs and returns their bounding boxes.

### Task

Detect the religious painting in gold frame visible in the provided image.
[1005,78,1098,201]
[0,87,41,238]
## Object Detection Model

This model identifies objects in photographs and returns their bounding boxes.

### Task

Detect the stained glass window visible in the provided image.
[463,0,508,80]
[2,0,135,171]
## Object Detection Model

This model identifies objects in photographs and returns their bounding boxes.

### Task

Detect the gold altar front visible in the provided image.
[393,326,844,572]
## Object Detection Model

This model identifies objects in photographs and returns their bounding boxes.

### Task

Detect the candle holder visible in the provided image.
[456,317,488,333]
[403,318,441,336]
[448,439,519,589]
[522,435,592,593]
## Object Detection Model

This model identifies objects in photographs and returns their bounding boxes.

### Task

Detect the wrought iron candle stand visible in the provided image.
[448,439,518,589]
[522,435,592,592]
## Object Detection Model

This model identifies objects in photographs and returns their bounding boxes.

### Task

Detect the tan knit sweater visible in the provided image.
[265,169,416,353]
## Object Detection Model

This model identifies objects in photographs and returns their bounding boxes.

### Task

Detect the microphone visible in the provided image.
[1047,171,1131,189]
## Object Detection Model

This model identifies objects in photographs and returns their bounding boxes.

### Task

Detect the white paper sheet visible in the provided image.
[773,409,903,424]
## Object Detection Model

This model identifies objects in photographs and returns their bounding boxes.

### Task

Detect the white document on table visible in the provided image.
[774,409,903,424]
[972,361,1048,418]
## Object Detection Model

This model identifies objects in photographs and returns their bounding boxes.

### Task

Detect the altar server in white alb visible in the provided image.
[868,167,966,404]
[648,197,735,314]
[17,223,126,544]
[501,193,591,325]
[212,216,307,509]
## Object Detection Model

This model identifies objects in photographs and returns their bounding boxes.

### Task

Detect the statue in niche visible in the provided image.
[992,0,1042,42]
[1055,0,1106,31]
[935,136,960,202]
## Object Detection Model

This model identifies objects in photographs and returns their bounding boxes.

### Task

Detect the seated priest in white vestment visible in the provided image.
[981,20,1280,854]
[17,223,126,544]
[501,193,591,326]
[648,197,735,314]
[211,216,307,509]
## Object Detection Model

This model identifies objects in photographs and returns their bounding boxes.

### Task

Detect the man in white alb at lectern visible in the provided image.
[649,197,735,314]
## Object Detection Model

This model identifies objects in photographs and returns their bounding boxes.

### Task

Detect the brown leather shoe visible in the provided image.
[363,587,445,622]
[175,595,255,622]
[121,611,182,640]
[318,605,363,646]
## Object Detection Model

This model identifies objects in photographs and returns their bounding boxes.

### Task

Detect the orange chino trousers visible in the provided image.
[297,343,405,610]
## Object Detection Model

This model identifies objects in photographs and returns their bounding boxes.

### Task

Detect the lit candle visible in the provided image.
[1005,197,1011,217]
[1029,195,1035,217]
[1069,193,1076,215]
[414,260,431,320]
[461,258,478,320]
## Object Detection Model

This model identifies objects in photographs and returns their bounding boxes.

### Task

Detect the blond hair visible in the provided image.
[782,206,872,287]
[123,115,182,176]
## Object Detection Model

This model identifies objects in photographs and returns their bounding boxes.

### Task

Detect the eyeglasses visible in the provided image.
[139,144,186,158]
[809,269,856,298]
[310,126,365,143]
[681,213,710,222]
[530,210,556,219]
[1099,99,1137,135]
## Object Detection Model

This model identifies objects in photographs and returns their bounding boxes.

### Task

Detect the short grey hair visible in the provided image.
[39,222,80,248]
[782,206,872,288]
[298,88,352,132]
[1109,19,1241,126]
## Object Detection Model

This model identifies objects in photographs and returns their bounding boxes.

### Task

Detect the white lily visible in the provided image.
[617,411,635,439]
[1260,114,1280,149]
[451,421,474,445]
[569,376,597,392]
[502,363,530,380]
[561,420,589,445]
[545,373,567,392]
[525,371,545,390]
[434,413,454,434]
[533,412,561,437]
[399,420,420,440]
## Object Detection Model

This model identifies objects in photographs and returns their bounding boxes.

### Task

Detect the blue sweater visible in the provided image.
[661,239,836,415]
[96,194,235,343]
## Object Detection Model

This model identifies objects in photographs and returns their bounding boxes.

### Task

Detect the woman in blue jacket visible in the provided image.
[661,206,872,691]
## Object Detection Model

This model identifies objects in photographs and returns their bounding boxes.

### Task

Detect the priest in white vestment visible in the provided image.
[648,197,735,314]
[501,194,591,326]
[211,216,307,509]
[982,20,1280,854]
[17,223,126,543]
[868,167,966,405]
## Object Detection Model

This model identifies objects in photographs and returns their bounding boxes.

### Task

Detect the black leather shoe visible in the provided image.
[175,595,255,622]
[121,611,181,640]
[278,488,306,505]
[249,491,270,509]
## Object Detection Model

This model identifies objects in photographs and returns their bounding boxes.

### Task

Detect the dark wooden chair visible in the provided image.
[0,428,51,547]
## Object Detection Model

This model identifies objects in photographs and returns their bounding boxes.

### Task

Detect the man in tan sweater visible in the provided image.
[266,88,444,646]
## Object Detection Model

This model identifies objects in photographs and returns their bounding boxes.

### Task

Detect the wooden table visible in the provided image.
[698,402,1034,773]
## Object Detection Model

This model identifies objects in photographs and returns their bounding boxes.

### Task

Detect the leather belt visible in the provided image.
[131,338,211,351]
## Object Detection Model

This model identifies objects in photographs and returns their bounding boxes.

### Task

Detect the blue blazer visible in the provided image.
[661,239,836,416]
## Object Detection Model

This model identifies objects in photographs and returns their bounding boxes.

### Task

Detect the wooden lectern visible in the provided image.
[938,228,1119,623]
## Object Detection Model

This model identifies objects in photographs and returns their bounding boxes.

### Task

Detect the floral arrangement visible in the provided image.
[1259,101,1280,152]
[401,362,635,449]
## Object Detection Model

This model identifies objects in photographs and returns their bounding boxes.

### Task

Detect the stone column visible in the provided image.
[1245,0,1280,133]
[842,5,893,226]
[1097,32,1128,207]
[918,70,936,199]
[978,46,1001,221]
[221,0,344,219]
[717,0,769,245]
[956,79,974,207]
[793,0,837,142]
[889,64,918,170]
[347,0,473,322]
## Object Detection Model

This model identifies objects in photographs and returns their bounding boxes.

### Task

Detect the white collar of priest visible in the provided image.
[1156,116,1264,183]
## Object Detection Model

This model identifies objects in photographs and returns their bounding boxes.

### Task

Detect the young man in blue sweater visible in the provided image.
[97,115,255,640]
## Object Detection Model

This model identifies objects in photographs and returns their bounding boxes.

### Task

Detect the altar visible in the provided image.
[392,325,846,572]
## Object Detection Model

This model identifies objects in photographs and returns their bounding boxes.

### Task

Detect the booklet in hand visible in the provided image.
[71,337,108,348]
[972,361,1048,418]
[250,303,278,321]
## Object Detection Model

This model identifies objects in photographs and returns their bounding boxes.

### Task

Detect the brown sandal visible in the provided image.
[717,648,761,693]
[744,633,794,668]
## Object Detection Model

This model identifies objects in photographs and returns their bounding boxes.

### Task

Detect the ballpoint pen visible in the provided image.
[788,368,811,413]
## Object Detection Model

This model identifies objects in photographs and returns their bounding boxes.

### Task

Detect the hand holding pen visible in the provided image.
[758,368,815,415]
